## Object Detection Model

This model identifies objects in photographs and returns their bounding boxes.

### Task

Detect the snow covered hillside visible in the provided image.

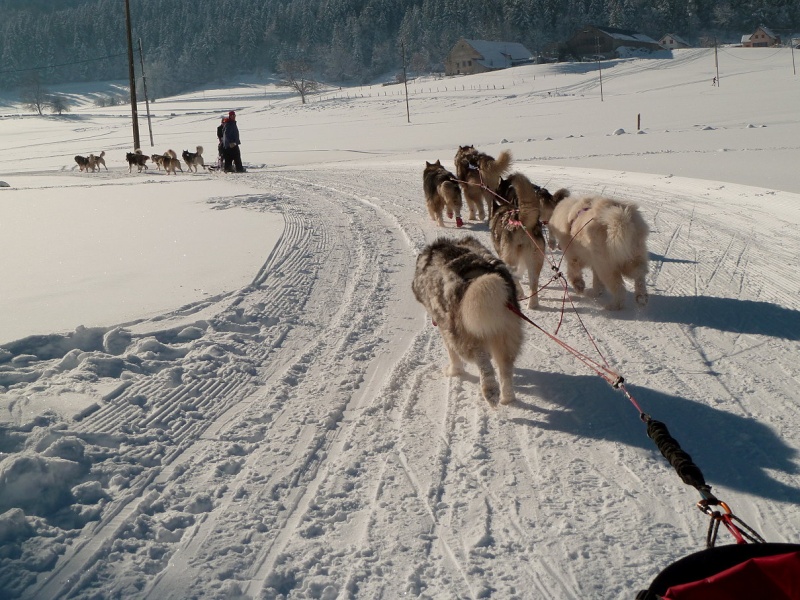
[1,48,799,599]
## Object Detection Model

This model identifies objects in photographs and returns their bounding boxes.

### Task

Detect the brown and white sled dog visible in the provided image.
[91,151,108,171]
[412,236,523,405]
[423,160,463,228]
[548,194,649,310]
[182,146,205,172]
[151,153,166,170]
[163,150,183,175]
[491,173,570,308]
[454,145,513,221]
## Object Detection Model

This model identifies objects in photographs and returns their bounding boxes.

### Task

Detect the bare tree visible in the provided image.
[49,94,70,115]
[20,75,50,116]
[277,59,322,104]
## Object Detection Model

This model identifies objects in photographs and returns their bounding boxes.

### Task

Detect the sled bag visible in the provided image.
[637,543,800,600]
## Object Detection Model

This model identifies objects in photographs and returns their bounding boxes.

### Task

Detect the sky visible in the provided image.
[1,47,799,599]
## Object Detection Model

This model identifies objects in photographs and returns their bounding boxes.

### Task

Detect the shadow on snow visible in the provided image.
[512,369,800,506]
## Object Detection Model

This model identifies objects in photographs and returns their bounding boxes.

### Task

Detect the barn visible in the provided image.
[445,39,533,76]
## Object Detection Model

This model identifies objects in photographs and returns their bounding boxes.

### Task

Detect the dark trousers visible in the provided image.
[223,145,243,172]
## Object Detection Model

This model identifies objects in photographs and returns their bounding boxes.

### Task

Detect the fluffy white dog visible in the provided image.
[548,194,649,310]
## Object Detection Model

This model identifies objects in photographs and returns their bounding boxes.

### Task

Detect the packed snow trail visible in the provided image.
[2,162,800,600]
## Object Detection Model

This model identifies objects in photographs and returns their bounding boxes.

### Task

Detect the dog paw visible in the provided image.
[481,380,500,404]
[527,296,539,309]
[499,392,516,405]
[571,278,586,293]
[636,292,649,306]
[603,300,624,311]
[456,217,464,228]
[445,364,465,377]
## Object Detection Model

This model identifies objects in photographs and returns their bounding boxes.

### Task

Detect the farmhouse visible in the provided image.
[659,33,691,50]
[565,25,662,59]
[445,39,533,76]
[742,26,781,47]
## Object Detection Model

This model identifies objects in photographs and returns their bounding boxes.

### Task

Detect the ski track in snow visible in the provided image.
[2,161,800,599]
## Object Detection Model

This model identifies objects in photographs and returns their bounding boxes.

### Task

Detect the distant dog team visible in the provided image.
[74,146,206,174]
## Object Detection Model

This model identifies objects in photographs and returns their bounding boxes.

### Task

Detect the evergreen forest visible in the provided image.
[1,0,797,97]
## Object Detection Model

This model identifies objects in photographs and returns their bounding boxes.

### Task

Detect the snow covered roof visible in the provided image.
[594,26,659,45]
[758,25,778,39]
[463,39,533,68]
[660,33,690,47]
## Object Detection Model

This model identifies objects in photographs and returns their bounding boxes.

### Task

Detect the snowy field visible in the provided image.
[1,47,799,599]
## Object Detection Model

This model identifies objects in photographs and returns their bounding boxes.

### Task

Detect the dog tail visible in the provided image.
[440,179,461,202]
[554,188,570,202]
[508,172,540,224]
[462,273,521,341]
[483,150,513,185]
[601,202,649,263]
[167,149,177,159]
[196,146,203,154]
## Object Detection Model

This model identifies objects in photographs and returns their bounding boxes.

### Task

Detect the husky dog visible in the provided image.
[423,160,464,228]
[454,145,513,221]
[151,153,166,171]
[126,150,150,173]
[163,150,183,175]
[548,194,650,310]
[90,151,108,171]
[491,173,570,308]
[412,236,523,405]
[74,155,93,172]
[182,146,205,172]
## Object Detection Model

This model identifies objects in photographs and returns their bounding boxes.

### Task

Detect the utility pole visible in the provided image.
[714,37,720,86]
[138,38,154,147]
[595,34,604,102]
[125,0,140,149]
[402,43,410,123]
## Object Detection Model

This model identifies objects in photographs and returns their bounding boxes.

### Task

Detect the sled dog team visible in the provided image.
[416,145,650,406]
[74,147,206,174]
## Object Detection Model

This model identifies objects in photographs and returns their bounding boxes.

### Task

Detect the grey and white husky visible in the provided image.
[412,235,523,405]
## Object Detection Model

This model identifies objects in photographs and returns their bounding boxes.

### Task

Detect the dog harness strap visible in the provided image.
[568,206,592,232]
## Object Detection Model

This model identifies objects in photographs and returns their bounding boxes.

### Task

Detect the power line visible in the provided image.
[0,51,127,75]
